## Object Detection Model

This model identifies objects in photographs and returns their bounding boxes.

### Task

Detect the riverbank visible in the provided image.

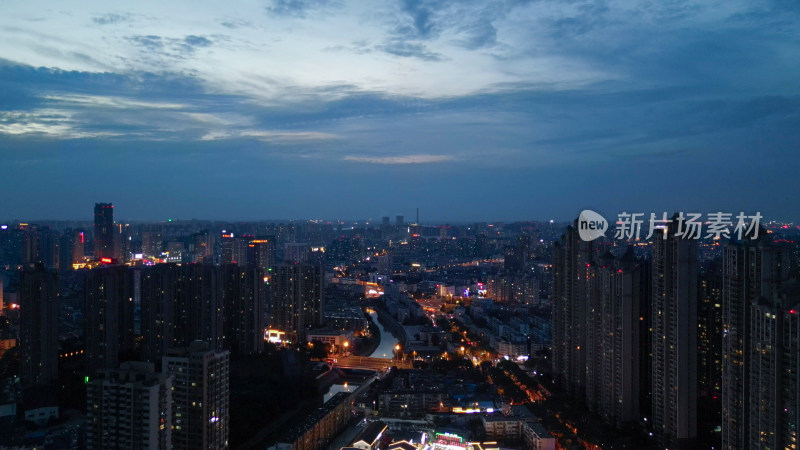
[373,307,407,346]
[368,310,402,359]
[355,314,382,357]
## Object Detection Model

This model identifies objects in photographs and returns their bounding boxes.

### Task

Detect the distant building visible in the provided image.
[248,237,276,272]
[697,260,723,396]
[59,229,85,269]
[487,274,538,305]
[221,264,265,355]
[140,264,223,364]
[86,362,172,450]
[93,203,115,260]
[192,230,215,263]
[220,232,248,266]
[283,243,310,264]
[270,264,325,340]
[141,224,164,258]
[503,245,525,274]
[19,264,59,387]
[551,223,593,398]
[585,248,641,428]
[84,265,136,375]
[163,341,230,450]
[114,223,131,262]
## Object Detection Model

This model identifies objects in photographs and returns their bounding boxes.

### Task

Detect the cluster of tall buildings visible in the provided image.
[0,224,86,270]
[86,342,229,450]
[721,235,797,449]
[552,219,799,449]
[16,262,234,448]
[9,203,331,449]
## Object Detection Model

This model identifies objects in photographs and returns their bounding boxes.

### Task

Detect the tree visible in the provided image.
[308,341,330,359]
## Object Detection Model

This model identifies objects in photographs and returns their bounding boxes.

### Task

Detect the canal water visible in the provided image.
[368,311,399,359]
[324,311,399,403]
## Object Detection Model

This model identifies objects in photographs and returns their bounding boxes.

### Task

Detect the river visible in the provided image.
[368,311,399,359]
[323,312,398,404]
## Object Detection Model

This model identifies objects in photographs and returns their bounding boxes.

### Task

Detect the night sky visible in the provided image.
[1,1,798,222]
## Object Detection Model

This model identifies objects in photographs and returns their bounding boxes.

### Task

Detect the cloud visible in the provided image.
[42,94,187,110]
[0,0,798,220]
[378,40,443,61]
[397,0,439,39]
[125,34,214,62]
[0,110,121,139]
[265,0,336,18]
[455,14,498,50]
[183,35,212,49]
[127,35,165,52]
[219,19,250,29]
[201,130,339,143]
[344,154,451,164]
[91,13,131,26]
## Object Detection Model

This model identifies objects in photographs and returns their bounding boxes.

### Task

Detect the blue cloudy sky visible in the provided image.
[0,0,798,222]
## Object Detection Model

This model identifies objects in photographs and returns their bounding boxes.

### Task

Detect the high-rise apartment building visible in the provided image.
[192,230,215,263]
[220,232,250,266]
[747,286,799,449]
[59,229,85,269]
[141,224,164,258]
[651,221,698,448]
[552,223,594,398]
[221,264,265,355]
[269,264,324,340]
[19,264,60,387]
[247,237,276,272]
[721,234,790,449]
[163,341,230,450]
[585,248,641,428]
[86,362,172,450]
[22,225,60,269]
[140,264,222,365]
[698,260,723,396]
[93,203,115,260]
[84,265,136,375]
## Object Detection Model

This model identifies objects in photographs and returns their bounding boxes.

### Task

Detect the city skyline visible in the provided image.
[2,201,798,448]
[1,207,797,225]
[1,1,799,221]
[2,3,799,447]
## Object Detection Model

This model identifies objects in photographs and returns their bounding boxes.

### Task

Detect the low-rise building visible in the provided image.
[307,329,354,348]
[521,422,555,450]
[274,392,353,450]
[350,420,387,450]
